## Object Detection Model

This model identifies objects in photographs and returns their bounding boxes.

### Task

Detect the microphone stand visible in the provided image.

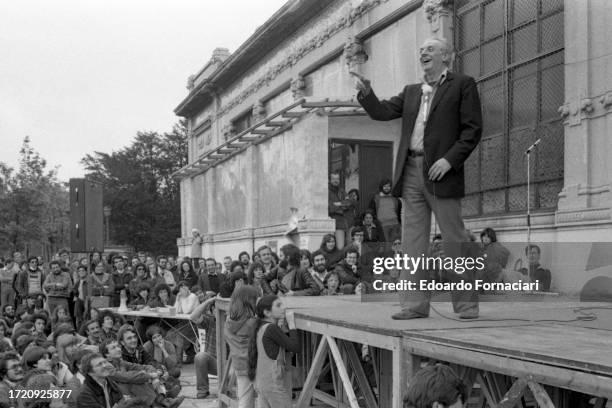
[525,138,541,250]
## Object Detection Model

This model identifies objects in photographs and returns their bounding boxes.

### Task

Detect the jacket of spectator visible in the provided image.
[43,270,72,297]
[76,374,123,408]
[87,273,115,297]
[278,266,321,296]
[335,261,361,286]
[13,268,44,299]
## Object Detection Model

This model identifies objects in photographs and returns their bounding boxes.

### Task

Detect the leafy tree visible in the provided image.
[0,137,70,257]
[81,120,188,255]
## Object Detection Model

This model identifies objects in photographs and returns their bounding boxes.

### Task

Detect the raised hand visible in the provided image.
[350,71,371,96]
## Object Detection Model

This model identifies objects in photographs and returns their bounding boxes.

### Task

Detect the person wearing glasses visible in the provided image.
[0,352,24,403]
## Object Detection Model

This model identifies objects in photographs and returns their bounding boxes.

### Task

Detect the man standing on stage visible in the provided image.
[353,37,482,320]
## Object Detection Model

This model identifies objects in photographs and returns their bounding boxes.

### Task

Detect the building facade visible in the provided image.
[174,0,612,295]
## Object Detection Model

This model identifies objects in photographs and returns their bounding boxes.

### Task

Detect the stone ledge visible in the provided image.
[555,207,611,226]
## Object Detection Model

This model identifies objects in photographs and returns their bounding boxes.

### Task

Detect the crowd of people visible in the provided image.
[0,218,552,408]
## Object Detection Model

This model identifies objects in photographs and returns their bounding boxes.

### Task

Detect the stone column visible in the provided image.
[424,0,453,42]
[252,101,266,123]
[555,0,612,226]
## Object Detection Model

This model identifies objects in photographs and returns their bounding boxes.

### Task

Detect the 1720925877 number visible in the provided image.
[9,389,72,399]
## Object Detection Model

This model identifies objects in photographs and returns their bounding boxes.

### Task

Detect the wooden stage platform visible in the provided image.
[214,295,612,408]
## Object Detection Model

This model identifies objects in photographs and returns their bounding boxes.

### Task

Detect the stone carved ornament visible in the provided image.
[214,0,389,120]
[424,0,453,22]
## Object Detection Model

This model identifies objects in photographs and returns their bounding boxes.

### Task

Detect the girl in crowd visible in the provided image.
[128,263,152,300]
[322,271,342,295]
[50,305,70,332]
[319,234,344,270]
[149,283,175,307]
[225,285,259,408]
[248,295,300,407]
[177,260,199,289]
[247,262,272,296]
[98,309,121,341]
[479,227,510,283]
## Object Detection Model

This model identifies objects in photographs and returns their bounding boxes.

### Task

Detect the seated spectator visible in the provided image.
[100,339,183,408]
[277,244,320,296]
[256,245,277,279]
[191,296,217,399]
[174,281,199,314]
[198,258,225,295]
[360,209,385,245]
[321,271,341,296]
[128,263,153,301]
[11,321,34,347]
[130,283,152,309]
[369,178,401,245]
[2,305,16,332]
[143,326,180,378]
[0,352,23,402]
[335,248,362,293]
[344,226,371,263]
[519,244,552,292]
[403,364,466,408]
[479,227,510,283]
[81,319,103,346]
[98,310,121,341]
[0,319,12,349]
[177,260,199,289]
[148,283,175,308]
[319,234,344,270]
[76,352,125,408]
[32,312,48,340]
[310,251,330,291]
[49,305,70,333]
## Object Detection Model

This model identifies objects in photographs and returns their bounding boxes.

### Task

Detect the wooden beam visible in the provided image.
[312,390,351,408]
[239,136,259,142]
[296,336,329,408]
[327,335,360,408]
[341,340,378,408]
[527,381,556,408]
[264,120,287,127]
[476,372,499,407]
[281,112,303,118]
[250,129,273,135]
[402,338,612,399]
[498,378,528,408]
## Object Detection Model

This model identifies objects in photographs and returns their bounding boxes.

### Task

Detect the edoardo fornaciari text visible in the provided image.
[372,279,540,292]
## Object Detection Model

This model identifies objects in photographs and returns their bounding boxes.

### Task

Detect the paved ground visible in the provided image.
[178,363,219,408]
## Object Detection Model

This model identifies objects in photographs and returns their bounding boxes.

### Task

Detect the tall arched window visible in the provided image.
[455,0,564,216]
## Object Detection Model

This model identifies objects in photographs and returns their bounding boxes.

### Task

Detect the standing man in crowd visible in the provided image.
[13,256,45,305]
[112,255,133,307]
[328,172,350,249]
[43,260,72,314]
[354,37,482,320]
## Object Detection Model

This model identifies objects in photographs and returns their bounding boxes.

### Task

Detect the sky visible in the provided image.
[0,0,287,181]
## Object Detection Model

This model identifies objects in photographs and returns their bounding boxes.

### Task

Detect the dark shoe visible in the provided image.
[391,310,428,320]
[458,309,479,319]
[196,392,210,399]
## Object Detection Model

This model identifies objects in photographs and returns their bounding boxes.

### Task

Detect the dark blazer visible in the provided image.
[77,374,123,408]
[358,71,482,198]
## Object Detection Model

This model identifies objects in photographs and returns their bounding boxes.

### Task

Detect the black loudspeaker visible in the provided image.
[69,178,104,253]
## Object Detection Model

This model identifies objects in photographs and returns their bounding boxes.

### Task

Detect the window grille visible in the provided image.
[455,0,564,216]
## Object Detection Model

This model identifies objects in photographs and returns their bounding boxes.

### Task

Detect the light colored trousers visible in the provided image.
[399,156,478,315]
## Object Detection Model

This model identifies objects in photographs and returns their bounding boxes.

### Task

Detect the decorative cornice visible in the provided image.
[186,75,196,91]
[560,91,612,126]
[424,0,452,22]
[214,0,389,120]
[555,207,611,225]
[176,218,337,247]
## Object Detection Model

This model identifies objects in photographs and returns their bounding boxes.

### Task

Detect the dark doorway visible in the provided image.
[329,139,393,215]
